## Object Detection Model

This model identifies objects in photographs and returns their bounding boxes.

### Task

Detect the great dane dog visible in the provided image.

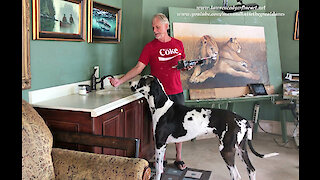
[130,75,278,180]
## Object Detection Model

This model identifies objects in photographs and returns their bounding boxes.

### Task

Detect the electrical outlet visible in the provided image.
[94,66,99,78]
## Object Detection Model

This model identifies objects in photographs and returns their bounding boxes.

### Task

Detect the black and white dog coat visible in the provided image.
[130,75,278,180]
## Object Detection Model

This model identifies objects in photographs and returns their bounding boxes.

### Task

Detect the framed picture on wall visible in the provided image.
[87,0,122,43]
[294,10,299,40]
[32,0,86,41]
[23,0,31,89]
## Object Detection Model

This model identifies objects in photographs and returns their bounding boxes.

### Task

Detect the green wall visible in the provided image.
[266,0,299,73]
[22,0,298,122]
[22,0,123,101]
[139,0,266,49]
[121,0,144,72]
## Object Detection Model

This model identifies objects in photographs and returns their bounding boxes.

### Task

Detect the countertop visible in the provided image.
[31,86,144,117]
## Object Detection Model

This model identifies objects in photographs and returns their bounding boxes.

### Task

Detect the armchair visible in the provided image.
[22,99,151,180]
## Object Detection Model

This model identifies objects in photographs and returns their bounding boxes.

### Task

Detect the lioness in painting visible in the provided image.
[220,37,250,67]
[189,36,259,83]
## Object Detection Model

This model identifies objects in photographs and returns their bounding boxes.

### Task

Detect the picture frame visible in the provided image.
[32,0,86,41]
[87,0,122,43]
[23,0,31,89]
[294,10,299,40]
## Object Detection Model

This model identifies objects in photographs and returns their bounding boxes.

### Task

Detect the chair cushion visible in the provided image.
[22,99,55,179]
[52,148,149,180]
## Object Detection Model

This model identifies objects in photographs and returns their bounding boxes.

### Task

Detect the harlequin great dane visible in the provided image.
[129,75,278,180]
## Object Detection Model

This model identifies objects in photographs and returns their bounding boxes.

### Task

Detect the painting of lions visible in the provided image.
[173,23,269,89]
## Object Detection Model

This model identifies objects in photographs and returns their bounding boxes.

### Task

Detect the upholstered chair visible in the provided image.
[22,99,151,180]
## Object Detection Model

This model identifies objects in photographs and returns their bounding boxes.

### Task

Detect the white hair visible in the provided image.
[152,13,169,29]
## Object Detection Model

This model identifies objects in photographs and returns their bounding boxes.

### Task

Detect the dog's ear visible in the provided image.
[150,80,160,102]
[149,77,168,108]
[145,76,155,86]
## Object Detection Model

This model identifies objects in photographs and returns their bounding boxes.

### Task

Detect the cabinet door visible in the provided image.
[139,98,155,159]
[124,100,140,139]
[96,108,125,156]
[35,108,93,152]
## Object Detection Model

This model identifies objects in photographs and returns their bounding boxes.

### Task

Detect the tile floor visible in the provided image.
[157,133,299,180]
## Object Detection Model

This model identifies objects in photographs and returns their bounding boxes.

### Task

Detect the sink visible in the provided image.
[95,88,133,96]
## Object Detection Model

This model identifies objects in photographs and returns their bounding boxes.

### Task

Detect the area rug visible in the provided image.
[150,163,212,180]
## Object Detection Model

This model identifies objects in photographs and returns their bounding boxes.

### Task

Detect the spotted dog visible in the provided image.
[130,75,279,180]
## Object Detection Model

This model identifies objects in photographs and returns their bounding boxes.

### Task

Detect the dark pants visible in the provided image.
[168,92,185,105]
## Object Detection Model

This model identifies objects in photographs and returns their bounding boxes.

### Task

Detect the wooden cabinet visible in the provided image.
[35,98,154,160]
[139,99,154,159]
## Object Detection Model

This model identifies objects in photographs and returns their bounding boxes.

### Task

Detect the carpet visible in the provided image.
[150,163,212,180]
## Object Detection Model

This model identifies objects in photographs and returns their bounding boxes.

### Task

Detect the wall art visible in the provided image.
[173,22,269,89]
[87,0,122,43]
[32,0,86,41]
[294,11,299,40]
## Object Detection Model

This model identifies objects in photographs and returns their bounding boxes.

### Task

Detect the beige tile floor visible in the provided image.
[159,133,299,180]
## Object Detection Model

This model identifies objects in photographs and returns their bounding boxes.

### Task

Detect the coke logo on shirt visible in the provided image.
[159,48,179,56]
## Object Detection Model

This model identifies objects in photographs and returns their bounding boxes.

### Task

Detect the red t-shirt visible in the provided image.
[139,38,186,95]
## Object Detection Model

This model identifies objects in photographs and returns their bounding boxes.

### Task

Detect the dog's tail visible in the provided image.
[246,128,279,158]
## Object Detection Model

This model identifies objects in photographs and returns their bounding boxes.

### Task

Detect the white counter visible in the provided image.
[30,76,144,117]
[32,90,143,117]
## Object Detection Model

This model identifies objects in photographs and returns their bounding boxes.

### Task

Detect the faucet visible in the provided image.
[97,76,107,90]
[99,75,114,90]
[90,68,98,90]
[91,68,114,90]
